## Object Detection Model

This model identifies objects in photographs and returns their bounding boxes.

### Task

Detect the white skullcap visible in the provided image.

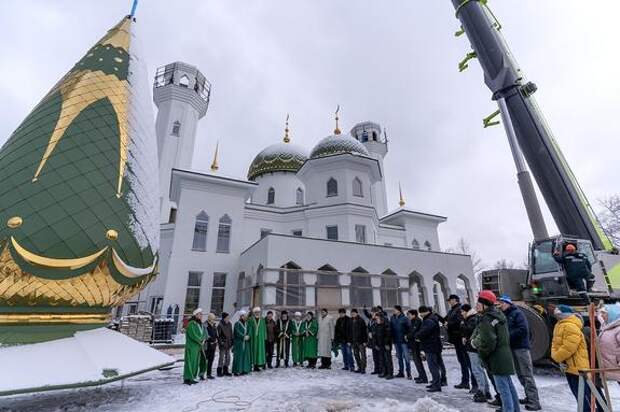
[253,306,261,312]
[294,311,302,317]
[239,310,248,316]
[192,308,203,316]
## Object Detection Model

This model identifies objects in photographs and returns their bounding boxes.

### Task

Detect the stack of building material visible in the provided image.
[119,315,153,343]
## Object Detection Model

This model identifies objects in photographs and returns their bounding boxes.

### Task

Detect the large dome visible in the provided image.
[247,142,308,180]
[309,133,370,159]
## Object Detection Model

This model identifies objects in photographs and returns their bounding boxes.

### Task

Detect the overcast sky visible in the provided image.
[1,1,619,269]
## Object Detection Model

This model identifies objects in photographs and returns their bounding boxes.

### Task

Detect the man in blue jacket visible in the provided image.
[498,295,541,411]
[390,305,412,379]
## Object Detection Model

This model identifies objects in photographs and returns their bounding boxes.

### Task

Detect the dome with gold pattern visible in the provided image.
[0,15,159,342]
[247,142,308,180]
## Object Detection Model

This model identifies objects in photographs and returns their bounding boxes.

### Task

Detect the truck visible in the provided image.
[449,0,620,362]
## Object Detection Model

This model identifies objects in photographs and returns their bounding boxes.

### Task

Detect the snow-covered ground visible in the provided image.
[2,349,618,412]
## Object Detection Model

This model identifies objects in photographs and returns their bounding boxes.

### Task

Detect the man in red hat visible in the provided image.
[472,290,520,412]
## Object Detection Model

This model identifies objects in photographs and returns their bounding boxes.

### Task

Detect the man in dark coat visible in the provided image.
[276,310,291,368]
[375,313,394,379]
[217,312,233,376]
[350,308,368,373]
[200,312,218,380]
[472,290,519,412]
[553,243,592,303]
[390,305,412,379]
[407,309,428,383]
[335,308,354,371]
[365,307,382,375]
[499,295,541,411]
[446,294,472,389]
[265,311,278,369]
[416,306,443,392]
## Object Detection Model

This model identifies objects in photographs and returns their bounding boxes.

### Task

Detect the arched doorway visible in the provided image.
[316,264,341,309]
[381,269,400,308]
[409,271,427,308]
[350,267,373,308]
[432,273,451,315]
[456,274,474,304]
[276,262,305,308]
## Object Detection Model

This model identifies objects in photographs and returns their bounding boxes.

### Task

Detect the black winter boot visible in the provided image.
[216,367,223,377]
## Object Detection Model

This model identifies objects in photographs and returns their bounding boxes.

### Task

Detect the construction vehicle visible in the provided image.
[449,0,620,362]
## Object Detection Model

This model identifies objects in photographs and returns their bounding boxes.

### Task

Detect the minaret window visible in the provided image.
[216,215,232,253]
[296,187,304,205]
[412,239,419,250]
[424,240,432,251]
[171,121,181,136]
[191,212,209,251]
[352,177,363,197]
[372,131,377,141]
[267,187,275,204]
[361,131,369,142]
[327,178,338,197]
[179,74,190,88]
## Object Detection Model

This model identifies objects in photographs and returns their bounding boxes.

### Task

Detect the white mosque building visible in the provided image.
[127,61,475,328]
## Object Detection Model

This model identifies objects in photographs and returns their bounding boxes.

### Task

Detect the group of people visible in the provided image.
[182,294,620,412]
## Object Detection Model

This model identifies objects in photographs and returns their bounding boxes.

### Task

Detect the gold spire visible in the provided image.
[334,105,341,135]
[399,182,406,207]
[283,114,290,143]
[210,141,219,171]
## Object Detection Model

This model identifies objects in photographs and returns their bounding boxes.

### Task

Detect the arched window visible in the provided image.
[350,267,373,307]
[409,271,427,307]
[327,178,338,197]
[352,177,363,197]
[171,121,181,136]
[372,131,378,141]
[276,262,305,307]
[179,74,190,87]
[216,214,232,253]
[237,272,249,307]
[424,240,432,251]
[267,187,275,204]
[412,239,419,250]
[380,269,400,308]
[432,273,451,315]
[296,187,304,205]
[361,131,369,142]
[191,212,209,251]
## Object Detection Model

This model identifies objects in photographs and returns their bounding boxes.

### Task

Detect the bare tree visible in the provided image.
[446,238,485,288]
[599,195,620,247]
[494,258,516,269]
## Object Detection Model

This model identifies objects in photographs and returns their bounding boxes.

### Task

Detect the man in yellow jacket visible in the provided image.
[551,305,601,412]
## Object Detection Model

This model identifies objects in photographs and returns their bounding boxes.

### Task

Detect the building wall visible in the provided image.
[251,172,305,207]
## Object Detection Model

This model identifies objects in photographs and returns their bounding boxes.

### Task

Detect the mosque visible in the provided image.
[128,61,475,329]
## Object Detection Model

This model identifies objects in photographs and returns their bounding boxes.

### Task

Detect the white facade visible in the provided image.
[130,60,475,327]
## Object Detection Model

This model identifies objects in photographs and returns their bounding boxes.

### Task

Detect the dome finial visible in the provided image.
[399,182,406,207]
[210,141,219,171]
[283,113,290,143]
[334,105,341,135]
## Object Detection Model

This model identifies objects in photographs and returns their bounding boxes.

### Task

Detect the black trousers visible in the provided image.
[265,341,275,367]
[204,344,216,377]
[276,338,290,366]
[411,345,427,380]
[426,351,442,389]
[372,345,382,374]
[320,356,332,368]
[380,345,393,377]
[439,352,447,384]
[454,341,471,385]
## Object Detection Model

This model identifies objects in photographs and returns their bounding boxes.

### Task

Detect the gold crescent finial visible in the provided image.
[399,182,405,207]
[283,114,290,143]
[334,105,341,135]
[210,141,219,171]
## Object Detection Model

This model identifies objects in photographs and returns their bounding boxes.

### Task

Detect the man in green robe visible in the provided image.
[183,308,205,385]
[247,306,267,371]
[291,311,304,366]
[303,311,319,368]
[232,310,251,376]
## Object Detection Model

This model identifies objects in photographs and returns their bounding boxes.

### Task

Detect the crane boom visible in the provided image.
[449,0,613,251]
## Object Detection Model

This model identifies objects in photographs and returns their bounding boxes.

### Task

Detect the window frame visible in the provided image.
[191,212,209,252]
[326,178,338,197]
[184,271,203,315]
[210,272,227,315]
[355,224,367,244]
[267,187,275,205]
[171,121,181,137]
[352,177,364,197]
[296,187,304,205]
[326,225,339,241]
[216,214,232,254]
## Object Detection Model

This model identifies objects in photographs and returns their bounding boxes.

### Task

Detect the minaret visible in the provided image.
[350,121,389,216]
[153,62,211,222]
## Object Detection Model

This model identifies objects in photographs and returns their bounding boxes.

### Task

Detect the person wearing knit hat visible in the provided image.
[183,308,205,385]
[291,311,304,366]
[199,312,218,380]
[472,291,520,411]
[551,304,598,412]
[498,296,542,410]
[217,312,233,377]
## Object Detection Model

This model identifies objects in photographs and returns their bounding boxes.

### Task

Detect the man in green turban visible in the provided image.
[303,311,318,369]
[183,308,205,385]
[232,310,251,376]
[291,311,304,366]
[248,306,267,371]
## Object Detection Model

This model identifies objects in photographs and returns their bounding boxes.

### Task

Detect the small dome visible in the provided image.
[247,142,308,180]
[309,133,370,159]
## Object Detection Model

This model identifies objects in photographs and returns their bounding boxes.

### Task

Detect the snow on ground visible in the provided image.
[0,328,174,394]
[1,349,618,412]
